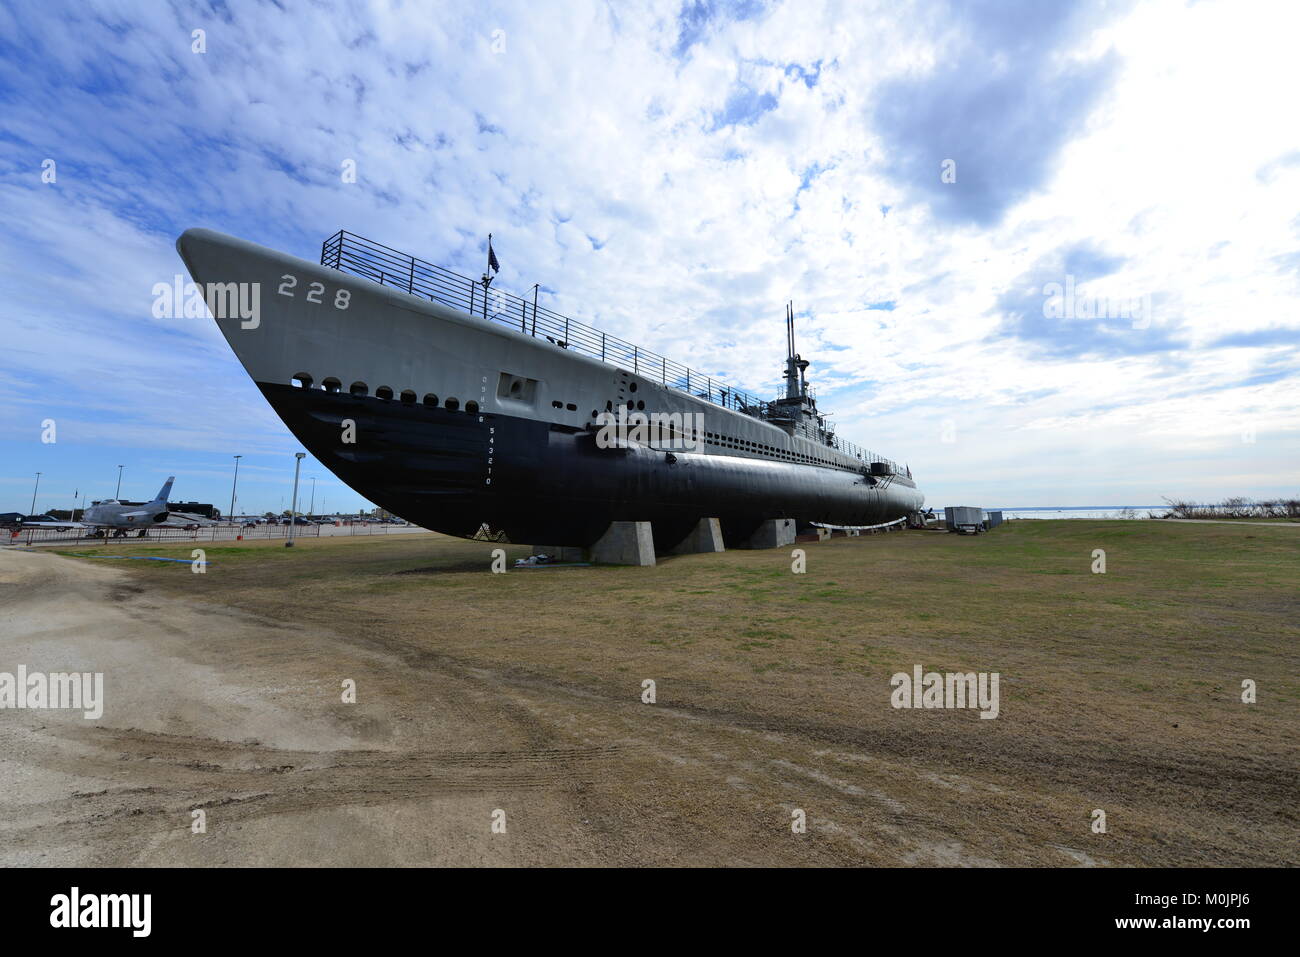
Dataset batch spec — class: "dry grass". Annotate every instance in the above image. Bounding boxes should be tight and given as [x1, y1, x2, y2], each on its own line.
[56, 519, 1299, 866]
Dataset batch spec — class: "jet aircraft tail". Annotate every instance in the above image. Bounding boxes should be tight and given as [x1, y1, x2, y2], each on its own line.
[153, 476, 175, 504]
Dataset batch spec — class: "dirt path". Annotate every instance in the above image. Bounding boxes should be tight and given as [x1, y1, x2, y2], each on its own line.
[0, 548, 608, 866]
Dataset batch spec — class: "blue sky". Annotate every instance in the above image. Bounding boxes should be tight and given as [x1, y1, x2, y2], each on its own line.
[1, 0, 1297, 515]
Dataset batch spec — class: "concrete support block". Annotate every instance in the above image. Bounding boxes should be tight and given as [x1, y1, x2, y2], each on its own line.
[669, 517, 724, 555]
[847, 529, 861, 537]
[816, 527, 831, 542]
[741, 518, 797, 549]
[590, 521, 656, 566]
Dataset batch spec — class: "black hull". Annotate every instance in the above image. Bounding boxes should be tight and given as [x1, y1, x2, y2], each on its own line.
[262, 383, 924, 549]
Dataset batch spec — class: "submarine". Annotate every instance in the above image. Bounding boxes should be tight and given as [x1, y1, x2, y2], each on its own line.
[176, 227, 924, 549]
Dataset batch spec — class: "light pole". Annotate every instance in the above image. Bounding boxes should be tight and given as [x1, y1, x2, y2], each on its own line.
[229, 455, 242, 524]
[287, 453, 305, 547]
[29, 472, 41, 515]
[115, 465, 124, 499]
[309, 477, 316, 517]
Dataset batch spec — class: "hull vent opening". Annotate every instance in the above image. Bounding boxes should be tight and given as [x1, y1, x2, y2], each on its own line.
[497, 372, 538, 404]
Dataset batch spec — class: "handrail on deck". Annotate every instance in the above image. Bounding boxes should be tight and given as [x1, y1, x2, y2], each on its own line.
[319, 229, 898, 473]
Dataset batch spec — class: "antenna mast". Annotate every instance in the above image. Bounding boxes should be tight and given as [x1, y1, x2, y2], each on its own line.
[787, 301, 795, 359]
[784, 302, 801, 399]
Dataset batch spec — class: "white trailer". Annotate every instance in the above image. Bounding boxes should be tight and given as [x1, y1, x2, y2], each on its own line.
[944, 506, 985, 534]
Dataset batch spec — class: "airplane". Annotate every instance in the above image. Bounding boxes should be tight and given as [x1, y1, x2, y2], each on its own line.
[14, 477, 214, 537]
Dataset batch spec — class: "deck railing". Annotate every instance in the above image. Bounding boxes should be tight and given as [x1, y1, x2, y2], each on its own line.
[320, 229, 899, 473]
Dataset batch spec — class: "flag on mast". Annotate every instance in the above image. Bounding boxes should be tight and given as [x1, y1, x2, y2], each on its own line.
[487, 234, 500, 275]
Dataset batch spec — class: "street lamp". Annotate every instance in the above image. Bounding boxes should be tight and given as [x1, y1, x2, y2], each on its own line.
[29, 472, 41, 516]
[114, 465, 124, 500]
[309, 476, 316, 517]
[229, 454, 242, 524]
[287, 452, 305, 547]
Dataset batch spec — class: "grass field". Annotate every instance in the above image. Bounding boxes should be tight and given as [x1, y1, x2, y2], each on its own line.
[47, 519, 1300, 866]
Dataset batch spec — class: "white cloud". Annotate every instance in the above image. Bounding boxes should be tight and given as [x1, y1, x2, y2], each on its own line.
[0, 0, 1296, 510]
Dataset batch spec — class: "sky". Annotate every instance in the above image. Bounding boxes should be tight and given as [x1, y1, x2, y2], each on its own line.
[1, 0, 1297, 516]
